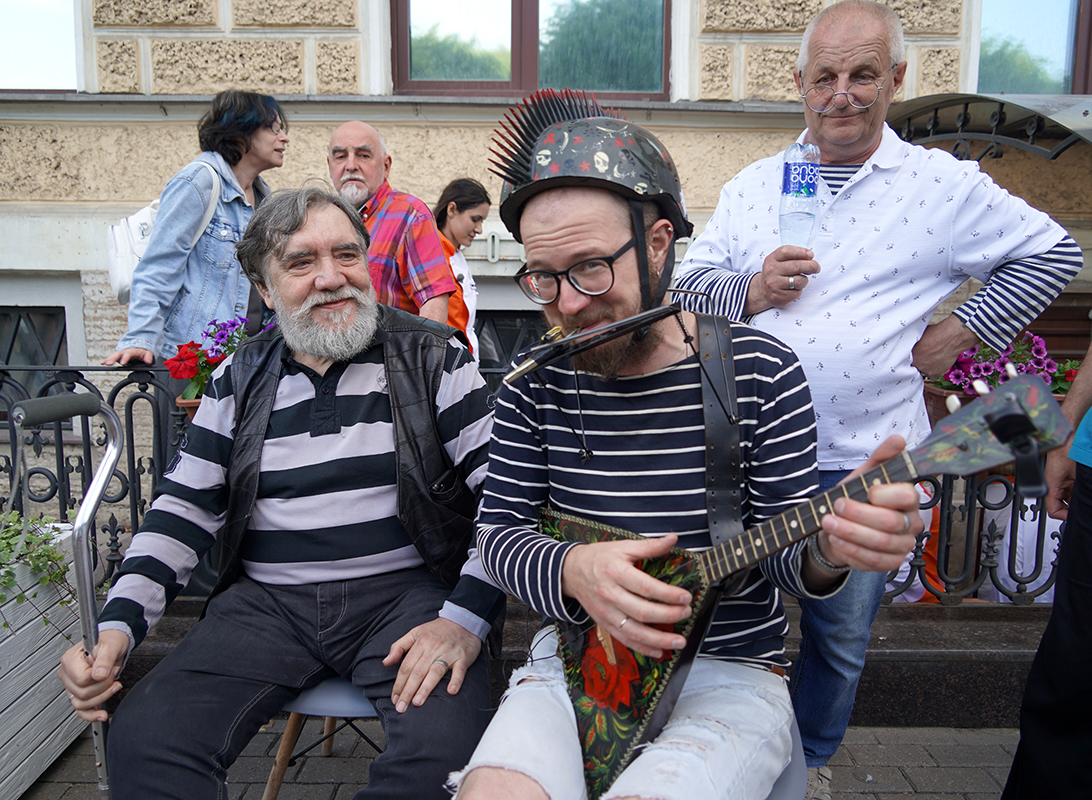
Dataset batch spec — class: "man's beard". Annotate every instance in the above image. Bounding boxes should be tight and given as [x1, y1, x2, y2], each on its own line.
[559, 259, 665, 378]
[560, 297, 662, 379]
[338, 174, 370, 208]
[570, 323, 662, 378]
[271, 284, 380, 363]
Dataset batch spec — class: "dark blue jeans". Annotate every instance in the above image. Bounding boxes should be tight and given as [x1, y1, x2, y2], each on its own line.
[791, 469, 886, 767]
[106, 568, 493, 800]
[1003, 462, 1092, 798]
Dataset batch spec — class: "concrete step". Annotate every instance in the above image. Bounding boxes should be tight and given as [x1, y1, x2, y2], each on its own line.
[784, 601, 1051, 728]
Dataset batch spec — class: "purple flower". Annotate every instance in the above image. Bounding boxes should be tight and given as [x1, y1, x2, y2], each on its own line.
[1043, 358, 1058, 374]
[1000, 344, 1014, 357]
[1032, 343, 1049, 359]
[945, 368, 968, 387]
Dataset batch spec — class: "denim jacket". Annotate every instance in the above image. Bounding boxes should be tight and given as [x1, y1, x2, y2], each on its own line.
[119, 151, 270, 360]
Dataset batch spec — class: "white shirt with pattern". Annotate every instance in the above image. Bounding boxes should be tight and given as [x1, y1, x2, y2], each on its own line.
[674, 124, 1077, 471]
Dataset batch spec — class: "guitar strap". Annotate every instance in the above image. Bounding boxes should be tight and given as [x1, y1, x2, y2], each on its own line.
[696, 314, 744, 546]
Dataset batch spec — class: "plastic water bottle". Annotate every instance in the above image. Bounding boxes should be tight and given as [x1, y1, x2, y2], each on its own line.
[779, 142, 821, 247]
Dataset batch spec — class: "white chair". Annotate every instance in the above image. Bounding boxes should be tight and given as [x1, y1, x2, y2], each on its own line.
[263, 677, 384, 800]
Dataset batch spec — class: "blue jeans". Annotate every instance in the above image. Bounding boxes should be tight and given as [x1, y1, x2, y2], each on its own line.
[790, 470, 886, 767]
[106, 568, 492, 800]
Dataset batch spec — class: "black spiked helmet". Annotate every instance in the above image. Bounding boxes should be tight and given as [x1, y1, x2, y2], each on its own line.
[490, 89, 692, 317]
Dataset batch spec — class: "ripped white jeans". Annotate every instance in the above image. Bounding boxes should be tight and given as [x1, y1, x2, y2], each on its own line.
[449, 630, 794, 800]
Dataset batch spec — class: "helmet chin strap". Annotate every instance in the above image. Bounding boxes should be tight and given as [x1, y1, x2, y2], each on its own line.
[630, 200, 678, 342]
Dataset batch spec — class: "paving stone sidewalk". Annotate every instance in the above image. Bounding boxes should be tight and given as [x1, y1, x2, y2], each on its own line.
[21, 721, 1018, 799]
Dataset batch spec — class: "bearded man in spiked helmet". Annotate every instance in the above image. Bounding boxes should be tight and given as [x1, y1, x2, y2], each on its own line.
[449, 89, 922, 800]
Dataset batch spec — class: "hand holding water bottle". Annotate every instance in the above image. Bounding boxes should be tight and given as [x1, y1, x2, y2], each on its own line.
[743, 142, 823, 315]
[780, 142, 820, 247]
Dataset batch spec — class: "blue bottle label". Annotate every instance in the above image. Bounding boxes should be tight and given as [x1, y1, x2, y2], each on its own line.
[782, 162, 819, 197]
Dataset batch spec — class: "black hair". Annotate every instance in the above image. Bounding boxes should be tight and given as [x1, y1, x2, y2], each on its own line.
[197, 90, 287, 166]
[432, 178, 492, 232]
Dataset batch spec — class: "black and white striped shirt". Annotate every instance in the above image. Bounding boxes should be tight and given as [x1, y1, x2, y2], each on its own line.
[477, 322, 834, 669]
[100, 328, 497, 647]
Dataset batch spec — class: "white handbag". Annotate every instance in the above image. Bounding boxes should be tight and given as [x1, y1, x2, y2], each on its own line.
[106, 162, 220, 304]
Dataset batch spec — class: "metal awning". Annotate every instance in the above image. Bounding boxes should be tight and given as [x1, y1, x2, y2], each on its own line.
[887, 93, 1092, 161]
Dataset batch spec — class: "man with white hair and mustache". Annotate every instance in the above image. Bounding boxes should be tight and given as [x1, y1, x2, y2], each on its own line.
[58, 187, 502, 800]
[328, 121, 461, 328]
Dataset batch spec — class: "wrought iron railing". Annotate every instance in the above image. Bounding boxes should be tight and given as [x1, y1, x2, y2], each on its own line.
[1, 364, 1061, 605]
[1, 364, 204, 591]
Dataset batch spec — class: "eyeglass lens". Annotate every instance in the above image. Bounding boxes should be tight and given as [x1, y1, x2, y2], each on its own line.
[804, 82, 880, 112]
[516, 237, 635, 304]
[519, 260, 615, 304]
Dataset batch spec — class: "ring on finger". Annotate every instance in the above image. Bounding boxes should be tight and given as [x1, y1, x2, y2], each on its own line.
[434, 658, 450, 671]
[900, 512, 912, 533]
[788, 275, 796, 290]
[618, 616, 628, 630]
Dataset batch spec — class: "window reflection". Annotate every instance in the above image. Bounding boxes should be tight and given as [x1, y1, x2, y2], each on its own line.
[539, 0, 664, 93]
[978, 0, 1078, 93]
[0, 306, 68, 406]
[409, 0, 512, 81]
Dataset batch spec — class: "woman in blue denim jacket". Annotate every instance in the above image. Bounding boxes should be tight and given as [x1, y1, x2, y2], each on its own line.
[104, 90, 289, 367]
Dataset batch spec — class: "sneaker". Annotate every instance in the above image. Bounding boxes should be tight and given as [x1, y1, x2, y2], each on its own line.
[804, 765, 833, 800]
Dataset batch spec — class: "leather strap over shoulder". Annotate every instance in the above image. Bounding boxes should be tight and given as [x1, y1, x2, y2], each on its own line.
[696, 314, 744, 546]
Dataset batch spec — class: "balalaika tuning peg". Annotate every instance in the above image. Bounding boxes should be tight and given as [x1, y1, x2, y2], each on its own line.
[1005, 363, 1019, 379]
[944, 393, 962, 414]
[972, 379, 991, 396]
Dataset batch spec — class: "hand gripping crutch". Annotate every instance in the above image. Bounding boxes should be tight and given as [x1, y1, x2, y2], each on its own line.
[13, 394, 124, 798]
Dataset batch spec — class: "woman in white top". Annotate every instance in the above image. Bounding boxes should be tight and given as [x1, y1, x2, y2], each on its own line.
[433, 178, 491, 357]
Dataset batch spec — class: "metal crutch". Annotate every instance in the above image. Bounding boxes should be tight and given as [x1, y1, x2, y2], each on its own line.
[13, 393, 124, 798]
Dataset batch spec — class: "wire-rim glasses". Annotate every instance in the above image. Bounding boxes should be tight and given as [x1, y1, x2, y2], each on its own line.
[800, 64, 898, 113]
[514, 236, 637, 305]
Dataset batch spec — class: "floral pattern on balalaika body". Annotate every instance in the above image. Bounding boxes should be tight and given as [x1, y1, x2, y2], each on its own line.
[538, 375, 1070, 800]
[541, 508, 716, 800]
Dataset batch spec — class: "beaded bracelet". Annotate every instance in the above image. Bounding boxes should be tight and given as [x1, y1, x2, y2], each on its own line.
[807, 534, 852, 575]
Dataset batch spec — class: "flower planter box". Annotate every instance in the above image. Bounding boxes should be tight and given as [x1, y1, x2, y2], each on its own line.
[176, 395, 202, 421]
[0, 525, 85, 800]
[923, 383, 965, 429]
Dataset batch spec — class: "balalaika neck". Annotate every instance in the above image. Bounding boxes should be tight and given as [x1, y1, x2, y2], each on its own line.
[699, 450, 920, 584]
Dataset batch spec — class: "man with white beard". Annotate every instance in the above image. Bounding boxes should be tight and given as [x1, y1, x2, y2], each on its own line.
[327, 121, 461, 328]
[58, 188, 502, 800]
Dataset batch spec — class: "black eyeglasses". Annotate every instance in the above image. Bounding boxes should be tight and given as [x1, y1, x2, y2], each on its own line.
[800, 65, 898, 113]
[514, 237, 636, 305]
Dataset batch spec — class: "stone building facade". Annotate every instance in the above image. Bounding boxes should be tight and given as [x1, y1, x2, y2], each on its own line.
[0, 0, 1087, 372]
